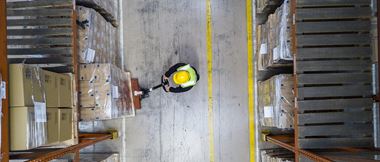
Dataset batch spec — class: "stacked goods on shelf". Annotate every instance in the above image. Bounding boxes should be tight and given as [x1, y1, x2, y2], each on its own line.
[9, 64, 47, 150]
[258, 74, 294, 129]
[79, 64, 134, 121]
[9, 64, 75, 150]
[260, 148, 294, 162]
[258, 0, 292, 70]
[77, 0, 119, 27]
[43, 69, 74, 144]
[77, 6, 121, 68]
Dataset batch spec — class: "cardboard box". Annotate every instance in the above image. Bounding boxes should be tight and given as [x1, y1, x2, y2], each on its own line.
[79, 64, 120, 82]
[79, 81, 96, 108]
[80, 107, 113, 121]
[258, 74, 294, 129]
[58, 74, 73, 108]
[47, 107, 59, 144]
[58, 108, 73, 142]
[9, 64, 45, 107]
[43, 70, 59, 107]
[10, 107, 47, 150]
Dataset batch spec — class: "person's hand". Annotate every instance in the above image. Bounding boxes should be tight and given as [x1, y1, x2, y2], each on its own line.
[162, 75, 169, 85]
[164, 84, 170, 92]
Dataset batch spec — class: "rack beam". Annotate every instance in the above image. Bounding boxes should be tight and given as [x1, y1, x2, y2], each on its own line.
[0, 1, 9, 162]
[265, 134, 333, 162]
[10, 133, 112, 161]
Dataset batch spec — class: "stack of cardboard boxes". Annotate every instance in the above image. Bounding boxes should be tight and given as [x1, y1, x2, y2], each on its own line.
[79, 64, 134, 121]
[77, 6, 121, 68]
[10, 64, 73, 151]
[258, 0, 292, 70]
[258, 74, 294, 129]
[77, 2, 134, 121]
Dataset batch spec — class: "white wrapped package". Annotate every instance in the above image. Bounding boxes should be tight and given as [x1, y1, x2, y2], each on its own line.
[77, 6, 120, 68]
[258, 74, 294, 129]
[79, 64, 134, 121]
[10, 107, 48, 150]
[259, 0, 292, 69]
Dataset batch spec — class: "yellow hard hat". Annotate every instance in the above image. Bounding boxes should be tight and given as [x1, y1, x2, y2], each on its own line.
[173, 71, 190, 84]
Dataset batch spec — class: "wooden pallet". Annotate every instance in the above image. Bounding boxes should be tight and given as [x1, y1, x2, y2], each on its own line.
[6, 0, 75, 72]
[295, 0, 374, 149]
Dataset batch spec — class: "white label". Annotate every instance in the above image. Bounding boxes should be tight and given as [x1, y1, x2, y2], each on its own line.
[259, 43, 268, 55]
[264, 106, 273, 118]
[85, 48, 96, 63]
[112, 85, 120, 99]
[1, 81, 5, 99]
[34, 102, 47, 123]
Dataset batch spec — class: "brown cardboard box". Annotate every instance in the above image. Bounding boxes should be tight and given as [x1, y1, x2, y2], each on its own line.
[43, 70, 59, 107]
[58, 109, 73, 142]
[10, 107, 47, 150]
[79, 64, 119, 82]
[9, 64, 45, 107]
[80, 107, 112, 121]
[77, 6, 121, 68]
[57, 74, 73, 108]
[258, 74, 294, 129]
[79, 81, 96, 108]
[47, 107, 59, 144]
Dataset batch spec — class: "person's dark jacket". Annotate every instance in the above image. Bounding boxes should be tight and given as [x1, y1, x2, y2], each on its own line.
[164, 63, 200, 93]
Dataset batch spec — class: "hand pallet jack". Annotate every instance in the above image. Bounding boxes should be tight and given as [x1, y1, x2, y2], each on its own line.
[133, 77, 169, 99]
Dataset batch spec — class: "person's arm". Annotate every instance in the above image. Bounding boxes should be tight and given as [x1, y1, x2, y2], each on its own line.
[169, 86, 193, 93]
[164, 63, 187, 77]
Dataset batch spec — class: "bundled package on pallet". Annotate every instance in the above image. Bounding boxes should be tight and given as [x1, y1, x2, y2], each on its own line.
[260, 149, 294, 162]
[9, 64, 48, 150]
[79, 64, 134, 121]
[258, 74, 294, 129]
[77, 6, 121, 68]
[258, 0, 292, 70]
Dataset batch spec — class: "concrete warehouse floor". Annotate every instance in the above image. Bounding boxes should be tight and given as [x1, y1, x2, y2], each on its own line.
[80, 0, 252, 161]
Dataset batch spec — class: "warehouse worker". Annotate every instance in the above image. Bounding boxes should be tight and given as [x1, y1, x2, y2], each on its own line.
[162, 63, 200, 93]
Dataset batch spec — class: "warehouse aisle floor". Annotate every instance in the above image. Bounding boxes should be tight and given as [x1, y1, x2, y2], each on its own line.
[121, 0, 250, 161]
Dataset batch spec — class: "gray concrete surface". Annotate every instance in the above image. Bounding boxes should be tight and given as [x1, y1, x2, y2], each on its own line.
[80, 0, 251, 161]
[122, 0, 250, 161]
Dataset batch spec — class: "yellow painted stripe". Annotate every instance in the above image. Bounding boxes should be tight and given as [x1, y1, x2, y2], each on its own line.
[206, 0, 215, 161]
[246, 0, 256, 161]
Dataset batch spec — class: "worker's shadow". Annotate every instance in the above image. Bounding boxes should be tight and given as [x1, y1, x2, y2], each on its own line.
[168, 44, 200, 70]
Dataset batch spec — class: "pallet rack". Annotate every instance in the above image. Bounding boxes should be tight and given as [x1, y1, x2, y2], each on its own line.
[261, 0, 380, 161]
[1, 1, 115, 161]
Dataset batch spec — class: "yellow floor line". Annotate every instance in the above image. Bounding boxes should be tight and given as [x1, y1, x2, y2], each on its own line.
[206, 0, 215, 161]
[246, 0, 256, 161]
